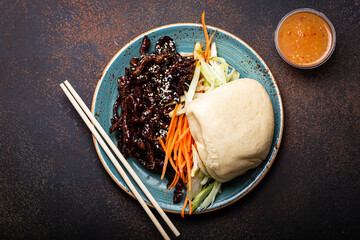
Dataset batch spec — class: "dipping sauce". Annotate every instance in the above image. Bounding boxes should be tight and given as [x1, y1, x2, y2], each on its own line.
[275, 9, 336, 68]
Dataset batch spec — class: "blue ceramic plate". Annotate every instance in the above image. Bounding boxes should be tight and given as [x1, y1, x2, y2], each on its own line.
[91, 24, 283, 214]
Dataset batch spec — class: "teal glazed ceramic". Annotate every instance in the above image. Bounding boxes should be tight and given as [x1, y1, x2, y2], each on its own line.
[91, 24, 284, 214]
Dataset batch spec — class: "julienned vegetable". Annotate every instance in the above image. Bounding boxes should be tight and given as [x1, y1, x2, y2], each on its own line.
[159, 12, 240, 217]
[158, 104, 194, 191]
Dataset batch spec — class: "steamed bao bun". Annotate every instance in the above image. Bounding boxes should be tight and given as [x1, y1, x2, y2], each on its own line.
[186, 78, 274, 182]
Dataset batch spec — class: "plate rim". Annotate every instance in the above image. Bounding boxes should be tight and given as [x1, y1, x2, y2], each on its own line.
[91, 23, 284, 214]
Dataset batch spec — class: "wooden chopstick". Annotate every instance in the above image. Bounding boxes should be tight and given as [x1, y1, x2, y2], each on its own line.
[63, 80, 180, 237]
[60, 82, 176, 240]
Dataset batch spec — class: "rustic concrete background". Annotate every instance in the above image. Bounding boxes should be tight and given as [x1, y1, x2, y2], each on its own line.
[1, 0, 359, 239]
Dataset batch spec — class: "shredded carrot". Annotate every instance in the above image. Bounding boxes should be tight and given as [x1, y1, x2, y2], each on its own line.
[204, 29, 217, 62]
[161, 104, 180, 179]
[180, 160, 186, 169]
[209, 29, 217, 43]
[186, 132, 192, 150]
[166, 104, 179, 144]
[201, 11, 210, 61]
[158, 137, 177, 173]
[166, 117, 178, 147]
[182, 141, 192, 190]
[201, 12, 209, 46]
[165, 176, 174, 195]
[182, 116, 188, 132]
[166, 172, 179, 195]
[175, 114, 184, 141]
[201, 11, 218, 63]
[175, 127, 190, 145]
[189, 199, 193, 215]
[168, 131, 179, 161]
[180, 172, 186, 184]
[177, 145, 182, 171]
[181, 197, 189, 218]
[159, 103, 195, 201]
[173, 174, 179, 189]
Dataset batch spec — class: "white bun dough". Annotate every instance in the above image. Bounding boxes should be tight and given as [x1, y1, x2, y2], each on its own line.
[186, 78, 274, 182]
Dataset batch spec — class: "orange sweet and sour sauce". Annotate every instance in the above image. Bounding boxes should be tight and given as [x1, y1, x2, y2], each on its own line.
[277, 12, 332, 66]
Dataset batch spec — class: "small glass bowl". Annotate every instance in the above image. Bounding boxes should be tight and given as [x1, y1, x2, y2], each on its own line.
[274, 8, 336, 69]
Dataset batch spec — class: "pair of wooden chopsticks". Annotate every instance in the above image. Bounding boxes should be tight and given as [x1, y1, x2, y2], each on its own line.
[60, 81, 180, 240]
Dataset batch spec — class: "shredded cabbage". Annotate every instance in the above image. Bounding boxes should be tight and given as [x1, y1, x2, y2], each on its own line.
[186, 171, 205, 201]
[210, 42, 217, 58]
[200, 181, 222, 209]
[185, 62, 201, 107]
[194, 43, 240, 90]
[201, 176, 209, 185]
[192, 182, 214, 211]
[193, 42, 205, 61]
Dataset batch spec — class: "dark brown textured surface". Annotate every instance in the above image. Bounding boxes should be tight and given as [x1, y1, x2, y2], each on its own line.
[1, 0, 359, 239]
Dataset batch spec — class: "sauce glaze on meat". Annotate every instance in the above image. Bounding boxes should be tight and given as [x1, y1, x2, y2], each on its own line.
[109, 36, 195, 203]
